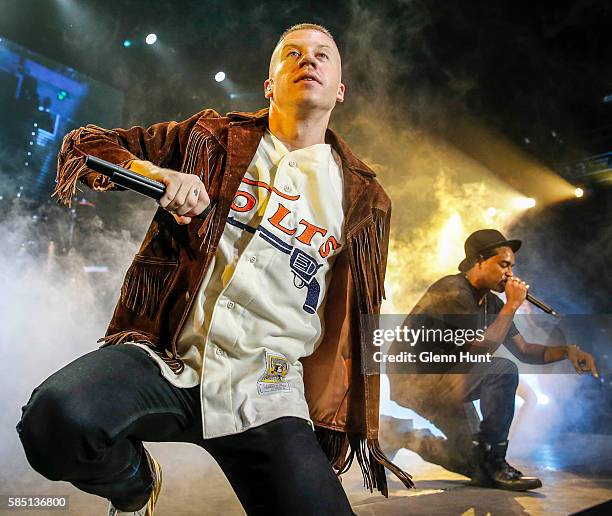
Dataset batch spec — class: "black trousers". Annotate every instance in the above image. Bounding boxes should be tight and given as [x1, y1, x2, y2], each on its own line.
[16, 345, 353, 515]
[386, 357, 519, 476]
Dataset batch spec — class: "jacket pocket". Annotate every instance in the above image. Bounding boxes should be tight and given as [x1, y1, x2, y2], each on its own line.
[120, 255, 178, 319]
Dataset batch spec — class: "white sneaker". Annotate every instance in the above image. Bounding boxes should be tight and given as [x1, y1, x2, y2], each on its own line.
[107, 449, 162, 516]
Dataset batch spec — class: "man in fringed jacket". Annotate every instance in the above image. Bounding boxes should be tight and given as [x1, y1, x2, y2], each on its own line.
[17, 23, 412, 516]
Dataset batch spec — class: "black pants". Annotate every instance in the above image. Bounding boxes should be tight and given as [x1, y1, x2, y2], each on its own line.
[16, 345, 353, 515]
[386, 357, 519, 476]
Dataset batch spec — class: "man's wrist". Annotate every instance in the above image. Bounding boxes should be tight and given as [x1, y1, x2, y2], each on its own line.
[129, 160, 162, 180]
[564, 344, 577, 359]
[501, 302, 520, 314]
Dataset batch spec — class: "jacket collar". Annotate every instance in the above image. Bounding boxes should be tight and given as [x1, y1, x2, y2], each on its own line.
[226, 108, 376, 178]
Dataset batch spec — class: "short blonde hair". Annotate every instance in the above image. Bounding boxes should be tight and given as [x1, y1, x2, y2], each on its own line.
[276, 23, 335, 46]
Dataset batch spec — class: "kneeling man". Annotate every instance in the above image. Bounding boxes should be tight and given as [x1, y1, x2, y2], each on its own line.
[383, 229, 597, 491]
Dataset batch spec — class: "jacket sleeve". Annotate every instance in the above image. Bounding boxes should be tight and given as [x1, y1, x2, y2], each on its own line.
[53, 108, 219, 206]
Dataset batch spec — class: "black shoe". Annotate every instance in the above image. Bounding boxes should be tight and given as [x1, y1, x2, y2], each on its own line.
[470, 440, 542, 491]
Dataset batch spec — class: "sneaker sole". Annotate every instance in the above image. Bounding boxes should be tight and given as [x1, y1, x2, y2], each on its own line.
[143, 449, 162, 516]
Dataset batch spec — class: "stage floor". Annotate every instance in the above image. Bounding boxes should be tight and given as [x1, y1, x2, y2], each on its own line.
[346, 433, 612, 515]
[4, 432, 611, 515]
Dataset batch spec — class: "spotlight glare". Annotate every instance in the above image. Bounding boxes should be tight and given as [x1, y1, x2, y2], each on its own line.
[215, 71, 226, 82]
[436, 213, 464, 269]
[486, 207, 497, 217]
[123, 39, 132, 48]
[515, 197, 536, 209]
[574, 187, 584, 198]
[145, 33, 157, 45]
[536, 391, 550, 405]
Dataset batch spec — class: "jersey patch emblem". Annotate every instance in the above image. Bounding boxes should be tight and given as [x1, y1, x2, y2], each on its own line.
[257, 351, 291, 395]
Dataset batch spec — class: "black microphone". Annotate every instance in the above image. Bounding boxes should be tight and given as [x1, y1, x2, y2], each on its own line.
[84, 155, 211, 220]
[526, 292, 561, 318]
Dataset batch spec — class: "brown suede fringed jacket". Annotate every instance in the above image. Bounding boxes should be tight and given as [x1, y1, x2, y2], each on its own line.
[54, 108, 413, 495]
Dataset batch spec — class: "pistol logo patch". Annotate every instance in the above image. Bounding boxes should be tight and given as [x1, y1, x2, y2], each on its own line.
[257, 351, 291, 395]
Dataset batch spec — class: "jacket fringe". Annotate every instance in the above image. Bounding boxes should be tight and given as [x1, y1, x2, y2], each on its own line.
[350, 210, 387, 313]
[98, 330, 156, 347]
[153, 350, 186, 374]
[97, 330, 185, 374]
[53, 128, 86, 206]
[53, 125, 126, 206]
[120, 258, 177, 318]
[316, 428, 414, 496]
[182, 130, 225, 189]
[197, 202, 218, 252]
[343, 209, 411, 495]
[315, 426, 349, 470]
[367, 438, 415, 493]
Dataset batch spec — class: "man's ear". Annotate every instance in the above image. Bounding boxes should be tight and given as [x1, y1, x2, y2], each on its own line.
[336, 82, 345, 103]
[264, 79, 273, 99]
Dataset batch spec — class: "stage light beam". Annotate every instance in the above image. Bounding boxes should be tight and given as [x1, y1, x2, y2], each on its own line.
[436, 213, 464, 270]
[514, 197, 536, 210]
[215, 71, 226, 83]
[574, 187, 584, 198]
[145, 34, 158, 45]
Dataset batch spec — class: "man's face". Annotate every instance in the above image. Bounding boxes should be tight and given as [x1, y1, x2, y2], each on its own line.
[265, 29, 345, 113]
[478, 247, 516, 293]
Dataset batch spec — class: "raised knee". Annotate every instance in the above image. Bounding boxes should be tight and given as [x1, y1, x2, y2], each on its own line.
[494, 358, 519, 383]
[17, 385, 93, 480]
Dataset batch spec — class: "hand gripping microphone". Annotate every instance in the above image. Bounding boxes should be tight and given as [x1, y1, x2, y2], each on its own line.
[84, 155, 211, 220]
